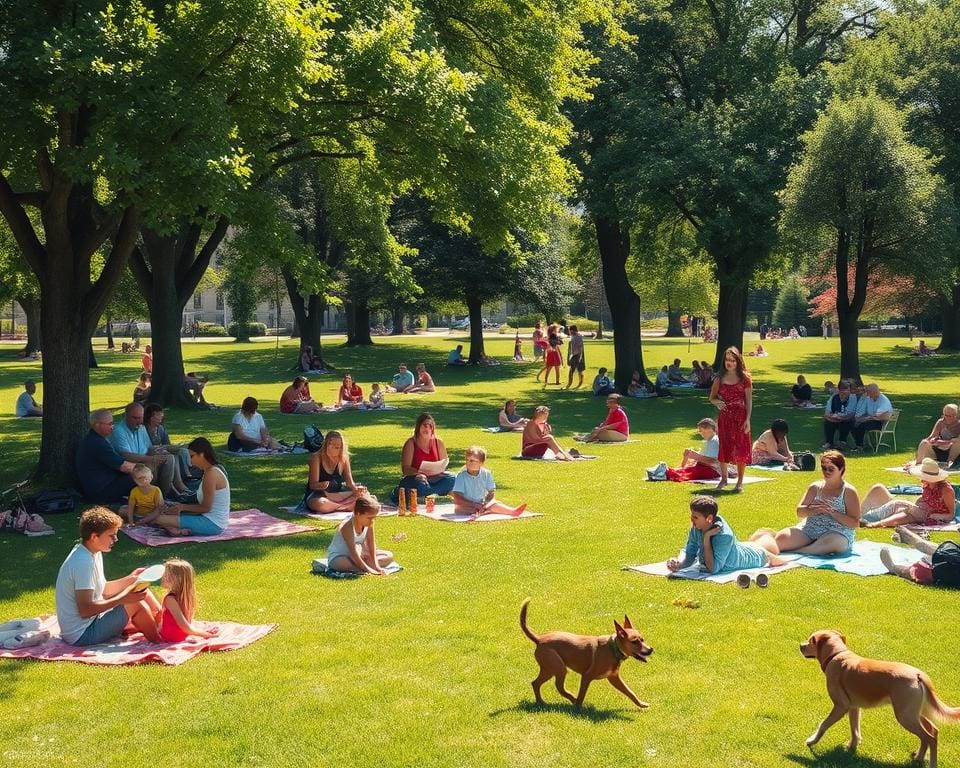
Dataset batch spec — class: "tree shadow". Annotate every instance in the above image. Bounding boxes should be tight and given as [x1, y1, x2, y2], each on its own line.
[488, 699, 633, 723]
[784, 745, 918, 768]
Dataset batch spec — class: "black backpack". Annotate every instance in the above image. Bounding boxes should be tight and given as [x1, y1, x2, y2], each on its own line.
[932, 541, 960, 587]
[794, 451, 816, 471]
[303, 425, 324, 453]
[25, 489, 77, 515]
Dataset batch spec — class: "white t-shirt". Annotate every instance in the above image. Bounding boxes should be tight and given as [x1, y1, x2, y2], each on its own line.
[702, 435, 720, 460]
[55, 544, 106, 643]
[232, 411, 267, 441]
[15, 391, 35, 417]
[452, 467, 496, 503]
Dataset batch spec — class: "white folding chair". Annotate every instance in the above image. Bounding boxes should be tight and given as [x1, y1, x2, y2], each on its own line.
[866, 409, 900, 453]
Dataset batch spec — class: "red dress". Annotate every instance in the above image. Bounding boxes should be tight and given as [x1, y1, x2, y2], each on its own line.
[717, 378, 752, 464]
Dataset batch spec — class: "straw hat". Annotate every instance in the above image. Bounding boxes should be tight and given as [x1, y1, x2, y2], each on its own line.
[909, 457, 950, 483]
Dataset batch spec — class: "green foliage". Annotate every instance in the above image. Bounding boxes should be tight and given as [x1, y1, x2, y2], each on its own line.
[228, 322, 268, 338]
[196, 323, 229, 337]
[772, 275, 812, 330]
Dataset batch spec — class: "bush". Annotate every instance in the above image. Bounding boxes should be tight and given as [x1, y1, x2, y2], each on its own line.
[227, 321, 267, 338]
[506, 312, 543, 328]
[197, 323, 228, 337]
[564, 315, 599, 332]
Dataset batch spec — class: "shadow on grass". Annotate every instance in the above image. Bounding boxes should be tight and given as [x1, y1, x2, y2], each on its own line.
[785, 746, 916, 768]
[489, 699, 634, 722]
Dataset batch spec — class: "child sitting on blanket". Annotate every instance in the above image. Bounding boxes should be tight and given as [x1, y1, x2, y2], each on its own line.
[120, 464, 164, 526]
[366, 383, 385, 410]
[451, 446, 527, 518]
[157, 559, 219, 642]
[666, 496, 786, 575]
[326, 494, 395, 575]
[650, 418, 722, 482]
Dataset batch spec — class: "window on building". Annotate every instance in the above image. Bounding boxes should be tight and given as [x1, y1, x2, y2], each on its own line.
[216, 293, 224, 310]
[193, 293, 202, 310]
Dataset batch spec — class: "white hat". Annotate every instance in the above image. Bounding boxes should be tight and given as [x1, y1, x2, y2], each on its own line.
[910, 457, 950, 483]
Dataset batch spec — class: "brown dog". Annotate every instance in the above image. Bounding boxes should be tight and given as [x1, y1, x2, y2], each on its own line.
[801, 629, 960, 767]
[520, 598, 652, 709]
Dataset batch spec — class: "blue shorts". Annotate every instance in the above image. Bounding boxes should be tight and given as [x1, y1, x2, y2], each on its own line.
[73, 605, 129, 646]
[179, 514, 224, 536]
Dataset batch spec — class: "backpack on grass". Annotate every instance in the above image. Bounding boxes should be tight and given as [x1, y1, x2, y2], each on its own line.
[794, 451, 816, 471]
[303, 425, 324, 453]
[932, 541, 960, 587]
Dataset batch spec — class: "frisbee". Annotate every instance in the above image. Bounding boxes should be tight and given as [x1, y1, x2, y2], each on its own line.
[133, 563, 164, 591]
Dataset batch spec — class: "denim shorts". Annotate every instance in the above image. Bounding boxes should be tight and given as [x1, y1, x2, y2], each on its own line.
[73, 605, 129, 646]
[180, 514, 224, 536]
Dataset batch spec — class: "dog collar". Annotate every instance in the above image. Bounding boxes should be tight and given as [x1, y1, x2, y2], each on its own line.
[819, 650, 843, 671]
[609, 635, 628, 661]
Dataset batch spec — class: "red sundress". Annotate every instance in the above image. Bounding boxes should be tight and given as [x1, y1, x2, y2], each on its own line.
[717, 378, 752, 464]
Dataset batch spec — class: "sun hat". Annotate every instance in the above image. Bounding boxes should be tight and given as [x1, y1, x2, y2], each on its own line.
[910, 457, 950, 483]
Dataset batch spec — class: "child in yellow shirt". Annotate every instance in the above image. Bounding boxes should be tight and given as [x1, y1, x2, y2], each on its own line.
[120, 464, 164, 525]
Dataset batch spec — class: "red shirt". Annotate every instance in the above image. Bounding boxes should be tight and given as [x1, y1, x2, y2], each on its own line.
[339, 384, 363, 403]
[602, 406, 629, 435]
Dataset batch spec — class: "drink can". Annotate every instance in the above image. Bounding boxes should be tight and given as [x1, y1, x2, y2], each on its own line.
[425, 495, 435, 513]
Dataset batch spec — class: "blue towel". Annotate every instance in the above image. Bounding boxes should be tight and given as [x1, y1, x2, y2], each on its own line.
[311, 557, 403, 578]
[790, 540, 923, 577]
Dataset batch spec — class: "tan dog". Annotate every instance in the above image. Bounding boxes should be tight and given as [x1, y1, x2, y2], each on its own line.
[801, 629, 960, 767]
[520, 598, 652, 708]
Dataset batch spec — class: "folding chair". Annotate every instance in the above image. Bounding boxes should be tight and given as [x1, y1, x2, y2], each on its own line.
[865, 409, 900, 453]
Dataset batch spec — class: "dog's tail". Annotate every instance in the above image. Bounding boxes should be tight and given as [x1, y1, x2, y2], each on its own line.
[920, 674, 960, 722]
[519, 598, 541, 645]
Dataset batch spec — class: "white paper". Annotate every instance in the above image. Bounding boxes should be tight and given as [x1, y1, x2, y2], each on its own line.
[419, 458, 449, 475]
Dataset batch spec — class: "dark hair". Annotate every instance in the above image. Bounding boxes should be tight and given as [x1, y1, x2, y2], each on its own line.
[241, 396, 258, 414]
[722, 346, 750, 381]
[355, 494, 381, 517]
[80, 506, 123, 541]
[821, 449, 846, 475]
[292, 376, 307, 387]
[414, 412, 436, 438]
[771, 418, 789, 440]
[689, 496, 718, 517]
[697, 417, 717, 430]
[143, 403, 164, 424]
[187, 437, 218, 467]
[569, 324, 578, 334]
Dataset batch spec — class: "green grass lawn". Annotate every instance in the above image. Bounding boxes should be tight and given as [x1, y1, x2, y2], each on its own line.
[1, 334, 958, 767]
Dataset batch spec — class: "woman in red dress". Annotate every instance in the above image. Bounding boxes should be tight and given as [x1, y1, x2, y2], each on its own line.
[709, 346, 752, 492]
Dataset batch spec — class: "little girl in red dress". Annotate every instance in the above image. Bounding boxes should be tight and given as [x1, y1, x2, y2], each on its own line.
[709, 347, 753, 492]
[157, 559, 219, 642]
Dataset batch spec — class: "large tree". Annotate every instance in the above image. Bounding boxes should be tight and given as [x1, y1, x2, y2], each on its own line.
[783, 95, 953, 381]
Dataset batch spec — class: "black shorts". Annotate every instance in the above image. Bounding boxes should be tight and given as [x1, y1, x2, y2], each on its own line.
[568, 353, 585, 373]
[934, 446, 951, 462]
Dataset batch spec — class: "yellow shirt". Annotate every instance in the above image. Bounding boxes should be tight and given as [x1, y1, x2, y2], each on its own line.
[129, 485, 162, 517]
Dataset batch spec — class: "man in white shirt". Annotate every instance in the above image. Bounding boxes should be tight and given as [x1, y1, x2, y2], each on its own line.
[15, 380, 42, 417]
[851, 383, 893, 451]
[110, 402, 175, 495]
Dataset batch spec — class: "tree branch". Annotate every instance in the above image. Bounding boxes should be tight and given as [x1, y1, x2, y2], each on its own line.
[0, 172, 46, 275]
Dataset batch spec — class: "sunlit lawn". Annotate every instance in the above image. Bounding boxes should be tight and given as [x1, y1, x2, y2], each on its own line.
[1, 332, 958, 767]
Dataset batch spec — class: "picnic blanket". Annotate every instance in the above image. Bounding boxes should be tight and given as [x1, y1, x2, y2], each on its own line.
[0, 615, 275, 666]
[414, 502, 540, 523]
[690, 476, 774, 486]
[223, 447, 298, 457]
[512, 451, 598, 462]
[481, 426, 522, 433]
[122, 508, 316, 547]
[311, 558, 403, 578]
[318, 404, 400, 413]
[886, 466, 960, 475]
[279, 503, 399, 522]
[747, 463, 789, 472]
[889, 483, 960, 496]
[625, 541, 925, 583]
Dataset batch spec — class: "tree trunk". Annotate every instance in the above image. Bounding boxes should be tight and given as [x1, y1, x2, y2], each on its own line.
[345, 299, 372, 346]
[665, 309, 684, 337]
[595, 215, 650, 392]
[391, 306, 406, 335]
[938, 285, 960, 351]
[595, 315, 604, 340]
[466, 296, 485, 363]
[836, 309, 862, 383]
[105, 315, 114, 349]
[20, 295, 41, 354]
[88, 342, 98, 369]
[281, 267, 330, 370]
[834, 226, 868, 383]
[712, 280, 748, 369]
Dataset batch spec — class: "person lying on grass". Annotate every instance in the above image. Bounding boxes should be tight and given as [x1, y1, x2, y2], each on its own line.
[451, 446, 526, 518]
[859, 458, 956, 529]
[326, 494, 395, 575]
[576, 393, 629, 443]
[666, 496, 787, 575]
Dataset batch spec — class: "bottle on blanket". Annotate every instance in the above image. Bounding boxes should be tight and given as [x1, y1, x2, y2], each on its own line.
[409, 489, 418, 515]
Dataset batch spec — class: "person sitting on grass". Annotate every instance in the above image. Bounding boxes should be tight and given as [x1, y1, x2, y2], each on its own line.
[859, 458, 956, 529]
[451, 445, 527, 518]
[304, 431, 365, 515]
[774, 450, 859, 555]
[119, 463, 164, 526]
[299, 345, 325, 373]
[911, 403, 960, 469]
[132, 372, 152, 404]
[627, 370, 651, 398]
[881, 526, 960, 587]
[448, 344, 468, 366]
[15, 379, 42, 417]
[280, 376, 323, 414]
[912, 339, 935, 357]
[498, 399, 529, 431]
[521, 405, 575, 460]
[229, 397, 285, 451]
[407, 363, 436, 393]
[156, 559, 219, 641]
[386, 362, 416, 393]
[667, 358, 689, 383]
[392, 412, 457, 502]
[654, 366, 674, 397]
[591, 367, 615, 397]
[55, 507, 161, 646]
[325, 494, 395, 575]
[790, 375, 813, 407]
[666, 496, 787, 575]
[141, 344, 153, 374]
[751, 419, 797, 468]
[365, 383, 385, 410]
[576, 393, 629, 443]
[336, 374, 363, 407]
[183, 371, 210, 407]
[650, 417, 721, 482]
[695, 361, 714, 389]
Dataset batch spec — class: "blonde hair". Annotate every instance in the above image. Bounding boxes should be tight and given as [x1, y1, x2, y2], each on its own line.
[163, 559, 198, 622]
[320, 430, 349, 459]
[355, 494, 381, 517]
[132, 463, 153, 482]
[465, 445, 487, 462]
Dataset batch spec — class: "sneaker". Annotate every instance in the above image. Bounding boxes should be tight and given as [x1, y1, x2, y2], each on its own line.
[755, 573, 769, 588]
[24, 514, 54, 537]
[736, 573, 751, 589]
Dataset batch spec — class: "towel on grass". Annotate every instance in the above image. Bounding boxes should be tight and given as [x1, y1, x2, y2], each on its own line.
[311, 558, 403, 578]
[416, 502, 541, 523]
[319, 404, 400, 413]
[624, 561, 802, 583]
[691, 476, 774, 486]
[481, 426, 521, 433]
[122, 508, 316, 547]
[886, 466, 960, 475]
[512, 451, 598, 462]
[223, 447, 293, 457]
[889, 483, 960, 496]
[747, 464, 789, 472]
[0, 615, 275, 666]
[279, 504, 399, 522]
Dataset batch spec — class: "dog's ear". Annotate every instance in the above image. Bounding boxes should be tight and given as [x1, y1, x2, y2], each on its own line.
[840, 632, 847, 643]
[614, 619, 626, 637]
[623, 614, 633, 629]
